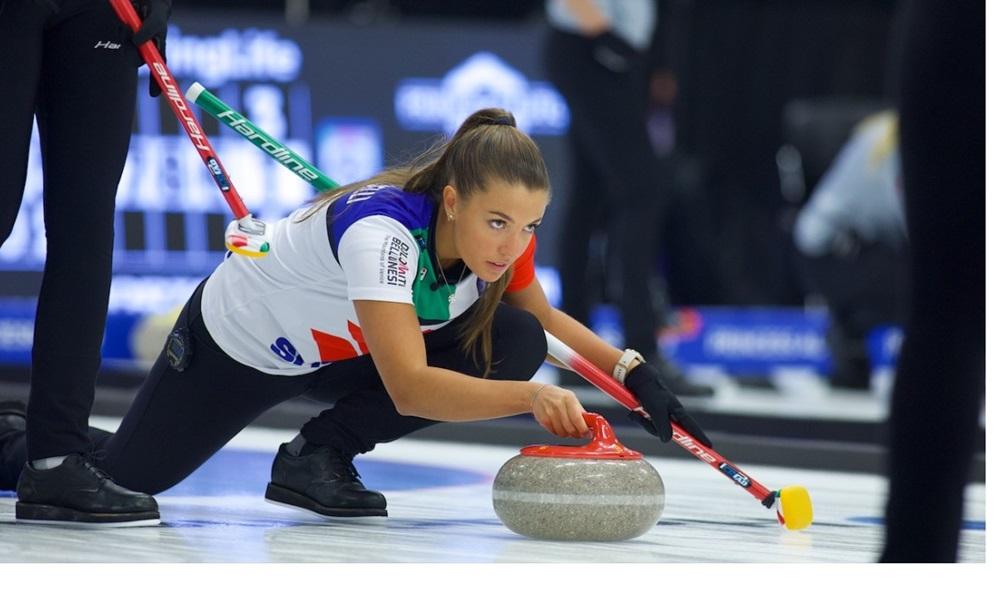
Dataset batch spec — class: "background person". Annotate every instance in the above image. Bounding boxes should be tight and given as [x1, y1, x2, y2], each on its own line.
[793, 111, 909, 389]
[542, 0, 712, 396]
[0, 0, 171, 526]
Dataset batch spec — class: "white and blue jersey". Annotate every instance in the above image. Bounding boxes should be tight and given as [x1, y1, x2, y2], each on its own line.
[201, 185, 536, 375]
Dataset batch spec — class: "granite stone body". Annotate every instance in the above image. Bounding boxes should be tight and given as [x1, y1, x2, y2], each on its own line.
[492, 455, 665, 541]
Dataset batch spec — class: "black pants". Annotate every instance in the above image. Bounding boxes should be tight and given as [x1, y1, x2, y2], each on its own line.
[542, 28, 666, 358]
[798, 242, 910, 386]
[0, 0, 138, 460]
[880, 1, 984, 562]
[2, 285, 548, 494]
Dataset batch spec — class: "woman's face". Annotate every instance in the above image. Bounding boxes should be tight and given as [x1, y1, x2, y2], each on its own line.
[444, 180, 549, 283]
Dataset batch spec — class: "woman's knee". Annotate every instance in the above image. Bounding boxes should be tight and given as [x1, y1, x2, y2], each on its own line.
[491, 305, 547, 380]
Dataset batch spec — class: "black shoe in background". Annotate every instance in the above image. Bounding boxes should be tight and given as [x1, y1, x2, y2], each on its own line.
[0, 401, 27, 491]
[649, 356, 715, 397]
[0, 401, 26, 440]
[15, 454, 160, 527]
[265, 443, 387, 518]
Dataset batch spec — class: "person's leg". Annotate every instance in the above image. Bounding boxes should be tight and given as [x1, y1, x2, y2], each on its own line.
[301, 303, 548, 454]
[824, 314, 871, 390]
[12, 283, 309, 527]
[543, 28, 611, 327]
[571, 66, 664, 359]
[833, 242, 909, 389]
[97, 294, 310, 495]
[543, 29, 710, 395]
[556, 134, 608, 327]
[800, 247, 886, 389]
[0, 404, 111, 491]
[880, 0, 984, 562]
[0, 402, 31, 491]
[4, 2, 158, 526]
[549, 33, 712, 396]
[265, 304, 548, 517]
[0, 0, 46, 244]
[26, 1, 137, 460]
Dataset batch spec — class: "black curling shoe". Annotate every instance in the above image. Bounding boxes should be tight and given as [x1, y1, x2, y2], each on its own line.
[0, 401, 27, 491]
[15, 454, 160, 527]
[265, 443, 387, 518]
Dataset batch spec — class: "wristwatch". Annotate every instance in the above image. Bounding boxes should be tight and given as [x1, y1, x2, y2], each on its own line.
[613, 349, 645, 384]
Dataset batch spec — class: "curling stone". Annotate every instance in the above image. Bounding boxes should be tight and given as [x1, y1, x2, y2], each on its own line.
[493, 412, 664, 541]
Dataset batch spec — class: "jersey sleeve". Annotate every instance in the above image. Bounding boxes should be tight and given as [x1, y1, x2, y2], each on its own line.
[506, 234, 537, 293]
[338, 216, 420, 304]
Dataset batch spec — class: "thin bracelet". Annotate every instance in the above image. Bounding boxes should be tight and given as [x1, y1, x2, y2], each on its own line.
[529, 383, 550, 410]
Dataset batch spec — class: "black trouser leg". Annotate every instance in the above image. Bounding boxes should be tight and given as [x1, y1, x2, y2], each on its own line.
[300, 303, 548, 456]
[0, 0, 46, 244]
[800, 244, 910, 387]
[544, 30, 608, 326]
[555, 133, 608, 325]
[5, 300, 547, 493]
[543, 29, 665, 357]
[25, 3, 138, 460]
[97, 290, 311, 495]
[880, 0, 984, 562]
[1, 423, 110, 491]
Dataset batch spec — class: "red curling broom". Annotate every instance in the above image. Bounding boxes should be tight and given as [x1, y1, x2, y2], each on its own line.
[108, 0, 270, 258]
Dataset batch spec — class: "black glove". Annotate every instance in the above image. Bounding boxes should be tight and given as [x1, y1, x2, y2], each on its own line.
[132, 0, 171, 97]
[591, 31, 639, 73]
[624, 362, 713, 447]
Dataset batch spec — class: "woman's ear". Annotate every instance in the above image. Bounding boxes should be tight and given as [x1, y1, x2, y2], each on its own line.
[441, 185, 458, 220]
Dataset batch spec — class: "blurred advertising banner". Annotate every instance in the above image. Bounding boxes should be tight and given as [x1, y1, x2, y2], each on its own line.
[0, 10, 569, 288]
[0, 300, 901, 374]
[661, 308, 902, 375]
[592, 305, 901, 377]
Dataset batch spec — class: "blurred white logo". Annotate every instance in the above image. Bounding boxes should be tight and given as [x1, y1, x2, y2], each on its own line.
[394, 52, 569, 135]
[158, 26, 303, 87]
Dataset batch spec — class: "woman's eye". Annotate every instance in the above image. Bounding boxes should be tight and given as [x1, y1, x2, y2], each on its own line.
[525, 223, 540, 233]
[489, 219, 506, 229]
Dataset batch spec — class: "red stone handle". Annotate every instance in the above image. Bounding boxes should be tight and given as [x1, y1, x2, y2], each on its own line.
[582, 412, 620, 449]
[521, 412, 643, 459]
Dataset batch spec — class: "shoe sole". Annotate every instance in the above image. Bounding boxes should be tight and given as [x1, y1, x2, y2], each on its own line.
[15, 502, 160, 527]
[264, 483, 388, 518]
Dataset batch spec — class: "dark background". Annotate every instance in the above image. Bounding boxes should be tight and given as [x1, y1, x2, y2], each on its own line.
[1, 0, 899, 309]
